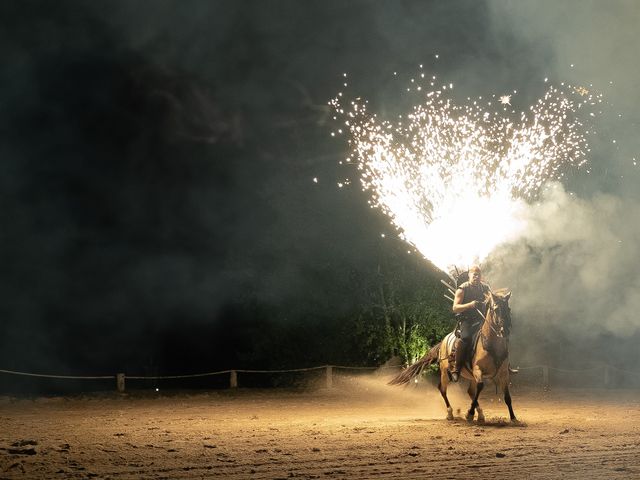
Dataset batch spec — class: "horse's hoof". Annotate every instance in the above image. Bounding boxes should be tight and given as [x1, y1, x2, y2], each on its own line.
[477, 416, 485, 424]
[466, 414, 474, 423]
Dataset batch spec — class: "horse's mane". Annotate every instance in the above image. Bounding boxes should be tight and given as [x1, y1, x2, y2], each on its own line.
[491, 288, 511, 299]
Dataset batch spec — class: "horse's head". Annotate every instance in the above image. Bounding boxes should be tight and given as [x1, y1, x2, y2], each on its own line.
[485, 288, 512, 337]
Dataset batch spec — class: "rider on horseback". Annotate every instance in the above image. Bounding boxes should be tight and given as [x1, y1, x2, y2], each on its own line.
[450, 265, 490, 382]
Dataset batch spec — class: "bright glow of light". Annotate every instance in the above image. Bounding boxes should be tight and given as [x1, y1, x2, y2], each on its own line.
[331, 83, 596, 271]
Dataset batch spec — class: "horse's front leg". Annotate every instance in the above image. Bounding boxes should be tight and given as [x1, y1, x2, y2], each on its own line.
[467, 382, 485, 424]
[466, 368, 484, 422]
[504, 384, 517, 422]
[496, 369, 517, 422]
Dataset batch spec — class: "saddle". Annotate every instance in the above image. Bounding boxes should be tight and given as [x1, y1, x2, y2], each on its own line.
[447, 328, 483, 373]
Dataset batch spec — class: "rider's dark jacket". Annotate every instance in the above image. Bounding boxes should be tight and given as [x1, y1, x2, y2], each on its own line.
[456, 281, 491, 340]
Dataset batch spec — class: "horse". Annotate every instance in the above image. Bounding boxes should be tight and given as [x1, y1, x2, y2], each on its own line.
[389, 288, 516, 423]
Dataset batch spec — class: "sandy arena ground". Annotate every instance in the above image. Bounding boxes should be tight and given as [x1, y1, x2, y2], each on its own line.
[1, 376, 639, 479]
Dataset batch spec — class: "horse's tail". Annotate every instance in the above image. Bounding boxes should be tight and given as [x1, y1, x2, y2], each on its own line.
[387, 342, 441, 386]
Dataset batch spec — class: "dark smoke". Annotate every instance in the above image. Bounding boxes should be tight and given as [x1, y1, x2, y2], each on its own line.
[1, 1, 637, 387]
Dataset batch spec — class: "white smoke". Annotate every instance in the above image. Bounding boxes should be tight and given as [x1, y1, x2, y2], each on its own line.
[478, 2, 640, 363]
[488, 183, 640, 341]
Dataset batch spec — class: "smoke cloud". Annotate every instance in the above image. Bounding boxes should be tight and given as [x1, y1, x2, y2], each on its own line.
[489, 184, 640, 334]
[483, 1, 640, 368]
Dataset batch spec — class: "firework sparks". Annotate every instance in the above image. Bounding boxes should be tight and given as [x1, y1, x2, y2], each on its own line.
[575, 86, 589, 96]
[499, 95, 511, 105]
[331, 79, 597, 271]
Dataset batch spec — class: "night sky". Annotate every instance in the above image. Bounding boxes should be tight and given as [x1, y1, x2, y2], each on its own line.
[1, 1, 639, 391]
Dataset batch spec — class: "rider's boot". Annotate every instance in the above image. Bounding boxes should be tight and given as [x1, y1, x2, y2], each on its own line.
[450, 339, 465, 382]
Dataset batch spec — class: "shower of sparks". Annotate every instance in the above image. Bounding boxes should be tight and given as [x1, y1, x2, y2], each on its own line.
[575, 86, 589, 96]
[331, 80, 599, 271]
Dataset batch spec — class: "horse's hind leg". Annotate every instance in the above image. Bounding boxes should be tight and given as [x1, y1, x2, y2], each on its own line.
[504, 385, 517, 422]
[438, 367, 454, 420]
[467, 381, 485, 423]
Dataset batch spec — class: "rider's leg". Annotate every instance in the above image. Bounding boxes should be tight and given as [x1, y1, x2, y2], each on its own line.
[451, 337, 467, 382]
[451, 320, 473, 382]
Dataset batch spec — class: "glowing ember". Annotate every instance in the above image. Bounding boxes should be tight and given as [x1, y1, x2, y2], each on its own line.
[499, 95, 512, 105]
[331, 80, 597, 271]
[575, 86, 589, 96]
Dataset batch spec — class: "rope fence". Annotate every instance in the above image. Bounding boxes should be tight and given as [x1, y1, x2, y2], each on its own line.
[2, 364, 640, 393]
[0, 369, 113, 380]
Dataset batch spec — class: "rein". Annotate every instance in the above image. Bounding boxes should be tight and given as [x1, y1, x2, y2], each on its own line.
[479, 302, 502, 337]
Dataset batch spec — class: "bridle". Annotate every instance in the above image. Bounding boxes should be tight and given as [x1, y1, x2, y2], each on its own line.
[483, 294, 511, 338]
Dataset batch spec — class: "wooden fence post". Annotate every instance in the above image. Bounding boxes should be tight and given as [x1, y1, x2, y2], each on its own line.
[325, 366, 333, 389]
[116, 373, 125, 393]
[230, 370, 238, 388]
[542, 366, 549, 388]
